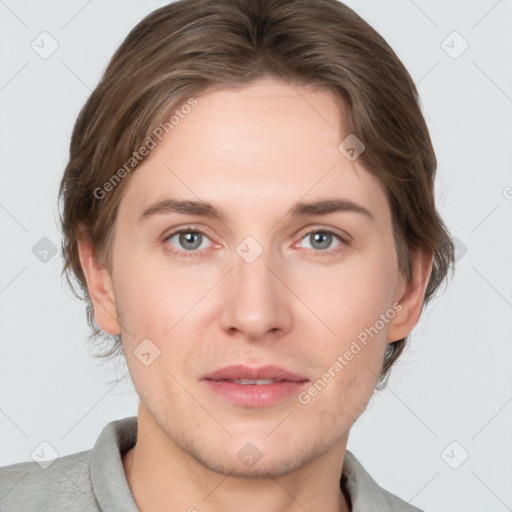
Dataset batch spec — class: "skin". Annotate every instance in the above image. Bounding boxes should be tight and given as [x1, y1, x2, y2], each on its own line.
[78, 77, 432, 512]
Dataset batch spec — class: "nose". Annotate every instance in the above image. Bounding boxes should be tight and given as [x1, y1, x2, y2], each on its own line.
[218, 242, 293, 343]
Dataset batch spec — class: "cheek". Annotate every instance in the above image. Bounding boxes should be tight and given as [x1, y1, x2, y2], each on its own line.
[113, 251, 212, 338]
[294, 251, 397, 400]
[294, 254, 396, 338]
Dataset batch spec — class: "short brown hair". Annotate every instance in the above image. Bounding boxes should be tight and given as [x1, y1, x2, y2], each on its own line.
[59, 0, 455, 388]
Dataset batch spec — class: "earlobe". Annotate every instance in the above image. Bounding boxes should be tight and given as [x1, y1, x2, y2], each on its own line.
[387, 247, 433, 343]
[76, 236, 121, 336]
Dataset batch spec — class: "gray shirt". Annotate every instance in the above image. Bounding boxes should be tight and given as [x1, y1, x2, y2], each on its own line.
[0, 416, 424, 511]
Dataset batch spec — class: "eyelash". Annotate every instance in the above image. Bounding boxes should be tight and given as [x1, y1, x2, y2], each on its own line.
[163, 226, 349, 258]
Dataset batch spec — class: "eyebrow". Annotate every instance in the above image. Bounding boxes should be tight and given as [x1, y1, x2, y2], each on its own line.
[139, 197, 375, 223]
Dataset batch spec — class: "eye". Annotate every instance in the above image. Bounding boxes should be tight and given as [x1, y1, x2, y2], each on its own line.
[164, 226, 348, 257]
[297, 228, 346, 254]
[165, 229, 213, 256]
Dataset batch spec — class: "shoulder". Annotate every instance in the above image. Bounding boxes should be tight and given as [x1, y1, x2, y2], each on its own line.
[0, 449, 100, 512]
[0, 416, 138, 512]
[343, 450, 426, 512]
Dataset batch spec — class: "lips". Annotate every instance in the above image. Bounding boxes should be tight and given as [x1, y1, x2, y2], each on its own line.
[201, 365, 309, 407]
[202, 364, 308, 383]
[230, 379, 279, 385]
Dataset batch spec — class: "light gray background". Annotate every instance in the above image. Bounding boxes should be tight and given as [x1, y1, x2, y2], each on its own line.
[1, 1, 511, 510]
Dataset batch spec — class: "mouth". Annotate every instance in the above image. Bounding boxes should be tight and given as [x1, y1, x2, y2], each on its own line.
[201, 365, 309, 407]
[228, 379, 284, 385]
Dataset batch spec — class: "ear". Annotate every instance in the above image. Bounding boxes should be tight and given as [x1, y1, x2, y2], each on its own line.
[77, 235, 121, 336]
[387, 246, 433, 343]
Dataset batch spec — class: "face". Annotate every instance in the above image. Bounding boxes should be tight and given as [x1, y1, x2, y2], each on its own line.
[83, 77, 426, 478]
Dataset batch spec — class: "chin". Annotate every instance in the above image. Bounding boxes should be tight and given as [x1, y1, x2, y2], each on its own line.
[194, 446, 310, 479]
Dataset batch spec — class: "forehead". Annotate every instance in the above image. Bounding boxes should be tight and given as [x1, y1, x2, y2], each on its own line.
[118, 78, 390, 224]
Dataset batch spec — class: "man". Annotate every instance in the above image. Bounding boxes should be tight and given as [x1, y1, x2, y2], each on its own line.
[0, 0, 454, 510]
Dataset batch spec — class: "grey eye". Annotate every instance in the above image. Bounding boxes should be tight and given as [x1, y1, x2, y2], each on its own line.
[300, 231, 341, 251]
[167, 231, 210, 251]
